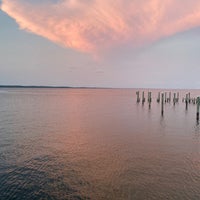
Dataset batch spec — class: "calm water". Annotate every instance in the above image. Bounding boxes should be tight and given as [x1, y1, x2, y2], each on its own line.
[1, 88, 200, 200]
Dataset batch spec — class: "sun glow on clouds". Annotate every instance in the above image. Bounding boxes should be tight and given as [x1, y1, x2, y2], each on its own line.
[1, 0, 200, 54]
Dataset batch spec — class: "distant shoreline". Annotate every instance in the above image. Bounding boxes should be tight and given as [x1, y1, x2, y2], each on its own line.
[0, 85, 198, 90]
[0, 85, 113, 89]
[0, 85, 69, 88]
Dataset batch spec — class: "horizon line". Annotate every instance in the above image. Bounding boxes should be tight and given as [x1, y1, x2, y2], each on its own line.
[0, 85, 199, 90]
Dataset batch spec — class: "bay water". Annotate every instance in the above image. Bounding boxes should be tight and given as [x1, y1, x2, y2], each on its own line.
[0, 88, 200, 200]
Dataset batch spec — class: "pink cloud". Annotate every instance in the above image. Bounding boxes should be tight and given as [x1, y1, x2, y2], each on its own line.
[1, 0, 200, 54]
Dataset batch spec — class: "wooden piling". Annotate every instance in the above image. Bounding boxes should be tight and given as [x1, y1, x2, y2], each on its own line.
[173, 93, 176, 105]
[169, 92, 171, 103]
[161, 93, 164, 116]
[177, 92, 179, 102]
[188, 93, 191, 103]
[185, 94, 188, 110]
[142, 91, 145, 104]
[196, 97, 200, 121]
[165, 92, 167, 103]
[136, 91, 140, 103]
[157, 92, 160, 103]
[148, 92, 152, 108]
[150, 92, 152, 103]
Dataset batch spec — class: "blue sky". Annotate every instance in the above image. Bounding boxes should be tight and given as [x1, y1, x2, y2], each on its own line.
[1, 0, 200, 88]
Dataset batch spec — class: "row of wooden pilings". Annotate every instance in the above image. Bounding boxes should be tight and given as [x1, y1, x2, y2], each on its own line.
[136, 91, 200, 120]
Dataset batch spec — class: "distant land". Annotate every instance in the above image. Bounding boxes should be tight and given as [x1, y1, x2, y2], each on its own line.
[0, 85, 198, 90]
[0, 85, 112, 89]
[0, 85, 71, 88]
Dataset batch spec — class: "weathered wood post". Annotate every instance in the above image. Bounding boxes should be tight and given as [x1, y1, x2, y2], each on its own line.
[196, 97, 200, 121]
[165, 92, 167, 103]
[173, 93, 176, 105]
[157, 92, 160, 103]
[188, 93, 191, 103]
[142, 91, 145, 105]
[169, 92, 171, 103]
[185, 94, 188, 110]
[177, 92, 179, 102]
[148, 92, 152, 108]
[136, 91, 140, 103]
[161, 93, 164, 116]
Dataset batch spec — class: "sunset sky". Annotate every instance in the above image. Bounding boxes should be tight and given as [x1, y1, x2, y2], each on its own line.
[1, 0, 200, 88]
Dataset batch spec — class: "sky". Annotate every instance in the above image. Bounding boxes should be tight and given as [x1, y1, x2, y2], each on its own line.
[1, 0, 200, 88]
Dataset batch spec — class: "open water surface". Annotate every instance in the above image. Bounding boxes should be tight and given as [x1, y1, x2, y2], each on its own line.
[1, 88, 200, 199]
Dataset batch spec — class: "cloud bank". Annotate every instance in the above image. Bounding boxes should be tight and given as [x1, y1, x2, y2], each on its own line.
[1, 0, 200, 53]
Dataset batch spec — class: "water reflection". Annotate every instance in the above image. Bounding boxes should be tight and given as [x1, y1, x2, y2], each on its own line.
[194, 120, 200, 137]
[159, 115, 166, 128]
